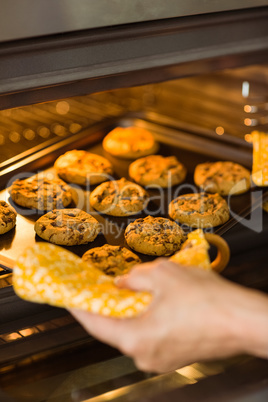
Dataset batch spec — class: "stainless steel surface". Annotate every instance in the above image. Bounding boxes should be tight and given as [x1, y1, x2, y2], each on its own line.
[1, 0, 268, 43]
[1, 7, 268, 110]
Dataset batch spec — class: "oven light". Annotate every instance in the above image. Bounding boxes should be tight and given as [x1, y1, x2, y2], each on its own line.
[215, 126, 224, 135]
[244, 118, 258, 127]
[244, 134, 252, 143]
[242, 81, 250, 98]
[52, 123, 67, 136]
[9, 131, 20, 143]
[244, 105, 258, 113]
[23, 129, 35, 140]
[69, 122, 82, 133]
[38, 126, 50, 138]
[56, 100, 70, 115]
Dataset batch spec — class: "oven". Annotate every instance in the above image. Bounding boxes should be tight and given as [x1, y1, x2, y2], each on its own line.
[0, 3, 268, 401]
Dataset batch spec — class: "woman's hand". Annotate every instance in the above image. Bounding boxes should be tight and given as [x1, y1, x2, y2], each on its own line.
[70, 259, 268, 373]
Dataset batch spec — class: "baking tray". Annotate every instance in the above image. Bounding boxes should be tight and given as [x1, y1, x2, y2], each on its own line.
[0, 114, 267, 273]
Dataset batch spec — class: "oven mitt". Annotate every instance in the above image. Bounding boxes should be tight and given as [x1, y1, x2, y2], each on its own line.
[170, 229, 230, 273]
[13, 231, 229, 317]
[170, 229, 211, 269]
[251, 131, 268, 187]
[13, 243, 152, 318]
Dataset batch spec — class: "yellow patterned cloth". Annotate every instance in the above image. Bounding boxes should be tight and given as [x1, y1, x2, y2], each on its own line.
[251, 131, 268, 187]
[13, 243, 152, 318]
[170, 229, 211, 270]
[13, 231, 216, 318]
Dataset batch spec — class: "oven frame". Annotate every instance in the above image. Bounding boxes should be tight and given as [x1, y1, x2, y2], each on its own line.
[0, 7, 268, 110]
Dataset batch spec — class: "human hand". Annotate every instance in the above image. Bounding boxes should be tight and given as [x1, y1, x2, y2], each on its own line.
[70, 259, 268, 373]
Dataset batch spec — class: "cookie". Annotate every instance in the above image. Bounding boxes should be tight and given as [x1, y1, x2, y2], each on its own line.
[125, 215, 186, 256]
[34, 208, 100, 245]
[169, 192, 229, 228]
[13, 243, 152, 318]
[0, 201, 17, 235]
[194, 161, 251, 195]
[9, 176, 72, 211]
[90, 178, 149, 216]
[54, 150, 113, 185]
[129, 155, 187, 188]
[102, 126, 159, 159]
[82, 244, 141, 277]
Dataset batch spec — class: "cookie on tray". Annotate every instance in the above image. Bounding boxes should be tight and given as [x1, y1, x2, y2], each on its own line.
[194, 161, 251, 195]
[129, 155, 187, 188]
[9, 176, 72, 211]
[90, 178, 149, 216]
[54, 150, 113, 186]
[169, 192, 229, 228]
[34, 208, 100, 245]
[0, 200, 17, 235]
[125, 215, 186, 256]
[102, 126, 159, 159]
[82, 244, 141, 277]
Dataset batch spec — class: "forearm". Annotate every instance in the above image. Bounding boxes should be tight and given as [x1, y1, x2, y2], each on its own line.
[71, 262, 268, 373]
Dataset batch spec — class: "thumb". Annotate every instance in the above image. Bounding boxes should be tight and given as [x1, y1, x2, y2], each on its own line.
[115, 259, 167, 293]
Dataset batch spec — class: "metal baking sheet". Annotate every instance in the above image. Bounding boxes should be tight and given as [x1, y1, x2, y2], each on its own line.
[0, 115, 267, 272]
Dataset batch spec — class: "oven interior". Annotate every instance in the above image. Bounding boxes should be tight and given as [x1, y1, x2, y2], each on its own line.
[0, 63, 268, 402]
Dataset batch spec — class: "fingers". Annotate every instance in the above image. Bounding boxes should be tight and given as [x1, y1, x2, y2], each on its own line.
[69, 308, 132, 350]
[116, 258, 168, 293]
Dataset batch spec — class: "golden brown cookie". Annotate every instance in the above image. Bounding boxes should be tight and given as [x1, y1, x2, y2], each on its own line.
[102, 126, 159, 159]
[54, 150, 113, 185]
[34, 208, 100, 245]
[9, 176, 72, 211]
[125, 215, 186, 256]
[82, 244, 141, 276]
[0, 200, 17, 235]
[194, 161, 251, 195]
[129, 155, 187, 188]
[90, 178, 149, 216]
[169, 193, 229, 228]
[13, 243, 152, 318]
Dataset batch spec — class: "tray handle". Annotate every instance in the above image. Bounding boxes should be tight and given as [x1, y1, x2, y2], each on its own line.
[204, 233, 230, 273]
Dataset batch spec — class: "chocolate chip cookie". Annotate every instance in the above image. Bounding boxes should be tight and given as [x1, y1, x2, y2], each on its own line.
[9, 176, 72, 211]
[34, 208, 100, 245]
[125, 215, 186, 256]
[194, 161, 251, 195]
[90, 178, 149, 216]
[169, 192, 230, 228]
[129, 155, 187, 188]
[54, 150, 113, 185]
[82, 244, 141, 276]
[0, 200, 17, 234]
